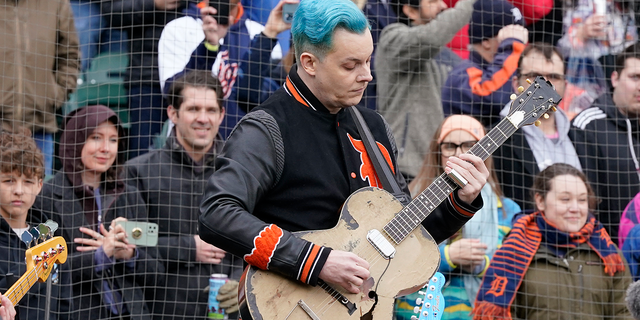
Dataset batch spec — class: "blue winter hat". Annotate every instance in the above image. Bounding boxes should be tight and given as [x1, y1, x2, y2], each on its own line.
[468, 0, 524, 44]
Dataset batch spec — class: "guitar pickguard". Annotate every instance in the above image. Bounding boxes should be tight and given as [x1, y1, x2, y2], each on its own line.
[242, 187, 440, 319]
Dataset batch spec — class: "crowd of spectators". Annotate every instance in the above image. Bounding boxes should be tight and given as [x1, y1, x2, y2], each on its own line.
[1, 0, 640, 319]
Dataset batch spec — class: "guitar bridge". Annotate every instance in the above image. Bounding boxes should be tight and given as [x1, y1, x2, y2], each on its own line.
[367, 229, 395, 259]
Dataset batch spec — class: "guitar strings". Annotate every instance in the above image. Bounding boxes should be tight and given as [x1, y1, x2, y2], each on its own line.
[5, 265, 39, 305]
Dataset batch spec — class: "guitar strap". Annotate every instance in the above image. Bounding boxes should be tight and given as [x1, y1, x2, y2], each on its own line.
[348, 106, 410, 206]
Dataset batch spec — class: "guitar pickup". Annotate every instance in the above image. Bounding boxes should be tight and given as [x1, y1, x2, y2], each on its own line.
[367, 229, 396, 259]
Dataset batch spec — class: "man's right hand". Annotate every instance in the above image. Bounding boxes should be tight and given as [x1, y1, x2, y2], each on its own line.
[319, 250, 370, 294]
[154, 0, 180, 10]
[195, 235, 226, 264]
[497, 24, 529, 45]
[0, 294, 15, 320]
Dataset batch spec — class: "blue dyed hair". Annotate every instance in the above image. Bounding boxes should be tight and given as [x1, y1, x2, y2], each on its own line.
[291, 0, 370, 61]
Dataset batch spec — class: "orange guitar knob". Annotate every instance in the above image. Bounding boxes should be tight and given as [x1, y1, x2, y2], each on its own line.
[534, 120, 541, 127]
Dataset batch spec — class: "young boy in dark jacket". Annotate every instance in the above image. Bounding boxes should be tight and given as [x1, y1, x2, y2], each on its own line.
[0, 127, 75, 320]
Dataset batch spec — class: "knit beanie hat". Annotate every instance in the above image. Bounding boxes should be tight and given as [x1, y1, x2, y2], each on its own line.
[468, 0, 524, 44]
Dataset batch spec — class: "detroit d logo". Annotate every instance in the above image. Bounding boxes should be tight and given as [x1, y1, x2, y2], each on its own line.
[511, 7, 523, 23]
[487, 276, 508, 297]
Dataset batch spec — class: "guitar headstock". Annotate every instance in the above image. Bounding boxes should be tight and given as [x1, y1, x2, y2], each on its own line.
[410, 272, 446, 320]
[505, 76, 563, 129]
[24, 236, 67, 282]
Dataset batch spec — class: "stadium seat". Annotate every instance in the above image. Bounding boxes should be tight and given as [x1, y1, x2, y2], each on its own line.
[63, 52, 130, 128]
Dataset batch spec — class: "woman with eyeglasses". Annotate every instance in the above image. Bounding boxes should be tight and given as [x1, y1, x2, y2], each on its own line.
[395, 115, 521, 320]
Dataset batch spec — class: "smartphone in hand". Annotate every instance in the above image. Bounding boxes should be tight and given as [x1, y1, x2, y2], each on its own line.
[116, 221, 159, 247]
[282, 3, 299, 24]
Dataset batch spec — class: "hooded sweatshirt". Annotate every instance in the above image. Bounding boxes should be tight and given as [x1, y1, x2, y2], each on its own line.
[34, 105, 160, 320]
[59, 105, 127, 223]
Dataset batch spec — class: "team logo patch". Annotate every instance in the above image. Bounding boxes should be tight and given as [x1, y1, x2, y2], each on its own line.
[244, 224, 283, 270]
[347, 133, 395, 187]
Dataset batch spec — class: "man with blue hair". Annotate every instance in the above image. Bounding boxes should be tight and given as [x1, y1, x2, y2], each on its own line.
[199, 0, 488, 309]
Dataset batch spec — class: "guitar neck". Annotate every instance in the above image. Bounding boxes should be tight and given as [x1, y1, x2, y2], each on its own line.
[383, 118, 519, 244]
[3, 268, 39, 306]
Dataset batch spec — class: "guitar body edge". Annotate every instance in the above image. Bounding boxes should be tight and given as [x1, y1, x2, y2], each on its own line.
[239, 187, 440, 320]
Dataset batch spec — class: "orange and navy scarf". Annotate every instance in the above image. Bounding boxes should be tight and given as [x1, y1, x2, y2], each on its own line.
[473, 212, 624, 320]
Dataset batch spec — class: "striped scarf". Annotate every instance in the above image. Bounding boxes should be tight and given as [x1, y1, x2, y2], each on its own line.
[473, 211, 624, 319]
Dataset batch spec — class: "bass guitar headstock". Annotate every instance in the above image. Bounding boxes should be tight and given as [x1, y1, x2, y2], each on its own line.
[25, 236, 67, 283]
[409, 272, 446, 320]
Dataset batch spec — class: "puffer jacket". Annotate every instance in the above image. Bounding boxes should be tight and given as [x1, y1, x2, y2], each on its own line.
[512, 244, 633, 320]
[0, 0, 80, 133]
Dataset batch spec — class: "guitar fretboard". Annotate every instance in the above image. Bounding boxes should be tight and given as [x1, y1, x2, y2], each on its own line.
[4, 267, 40, 306]
[383, 118, 520, 244]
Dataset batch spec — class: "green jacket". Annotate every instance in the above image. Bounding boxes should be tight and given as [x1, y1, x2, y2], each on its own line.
[512, 243, 633, 320]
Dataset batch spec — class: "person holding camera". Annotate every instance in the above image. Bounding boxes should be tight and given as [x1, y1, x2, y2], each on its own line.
[33, 105, 164, 320]
[158, 0, 296, 138]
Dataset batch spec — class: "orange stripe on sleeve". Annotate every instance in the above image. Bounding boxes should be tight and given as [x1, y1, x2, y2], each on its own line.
[467, 41, 526, 96]
[285, 77, 310, 107]
[450, 193, 474, 217]
[299, 245, 321, 283]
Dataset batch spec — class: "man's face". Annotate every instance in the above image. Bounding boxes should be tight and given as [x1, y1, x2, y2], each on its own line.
[168, 87, 225, 153]
[308, 28, 374, 113]
[0, 172, 42, 226]
[515, 50, 566, 97]
[612, 58, 640, 118]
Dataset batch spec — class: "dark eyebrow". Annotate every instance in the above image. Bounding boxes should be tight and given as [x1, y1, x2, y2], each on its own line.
[343, 57, 364, 63]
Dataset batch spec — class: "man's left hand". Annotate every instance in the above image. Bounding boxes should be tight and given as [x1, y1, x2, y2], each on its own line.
[217, 280, 239, 314]
[444, 153, 489, 204]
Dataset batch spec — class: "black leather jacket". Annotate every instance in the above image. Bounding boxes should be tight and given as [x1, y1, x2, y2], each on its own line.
[199, 67, 483, 287]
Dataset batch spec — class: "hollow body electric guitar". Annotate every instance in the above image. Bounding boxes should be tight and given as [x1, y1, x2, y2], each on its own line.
[1, 223, 67, 308]
[238, 77, 562, 320]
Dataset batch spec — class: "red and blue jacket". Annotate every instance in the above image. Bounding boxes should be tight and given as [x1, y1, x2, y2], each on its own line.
[442, 38, 525, 127]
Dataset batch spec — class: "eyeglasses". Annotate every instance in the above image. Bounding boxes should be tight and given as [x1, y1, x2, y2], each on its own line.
[440, 141, 477, 157]
[520, 72, 565, 82]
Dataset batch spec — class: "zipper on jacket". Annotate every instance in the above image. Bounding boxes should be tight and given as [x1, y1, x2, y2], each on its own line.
[578, 264, 584, 317]
[624, 118, 640, 181]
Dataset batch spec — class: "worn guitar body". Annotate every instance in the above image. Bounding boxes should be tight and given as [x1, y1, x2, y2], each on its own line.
[239, 187, 440, 320]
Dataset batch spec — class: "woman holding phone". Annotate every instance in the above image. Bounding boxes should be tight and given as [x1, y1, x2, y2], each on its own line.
[34, 105, 163, 320]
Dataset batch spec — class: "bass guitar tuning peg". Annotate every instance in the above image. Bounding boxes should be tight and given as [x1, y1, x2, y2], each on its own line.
[38, 224, 51, 240]
[21, 231, 33, 247]
[44, 220, 59, 234]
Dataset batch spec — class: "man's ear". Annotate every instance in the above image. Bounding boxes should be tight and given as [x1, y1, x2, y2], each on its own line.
[402, 4, 420, 24]
[611, 70, 620, 89]
[299, 52, 318, 76]
[167, 105, 178, 122]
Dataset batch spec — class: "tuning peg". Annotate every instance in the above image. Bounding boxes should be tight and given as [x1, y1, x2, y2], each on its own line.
[21, 230, 33, 247]
[29, 228, 40, 244]
[38, 224, 51, 240]
[550, 105, 557, 112]
[517, 86, 524, 93]
[543, 113, 550, 119]
[44, 220, 59, 235]
[534, 120, 541, 127]
[510, 93, 517, 100]
[526, 79, 532, 84]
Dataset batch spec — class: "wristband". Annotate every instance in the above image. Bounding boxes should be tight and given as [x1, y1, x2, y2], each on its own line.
[444, 244, 457, 269]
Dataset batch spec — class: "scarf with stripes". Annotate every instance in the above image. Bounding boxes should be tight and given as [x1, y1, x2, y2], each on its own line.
[472, 211, 624, 319]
